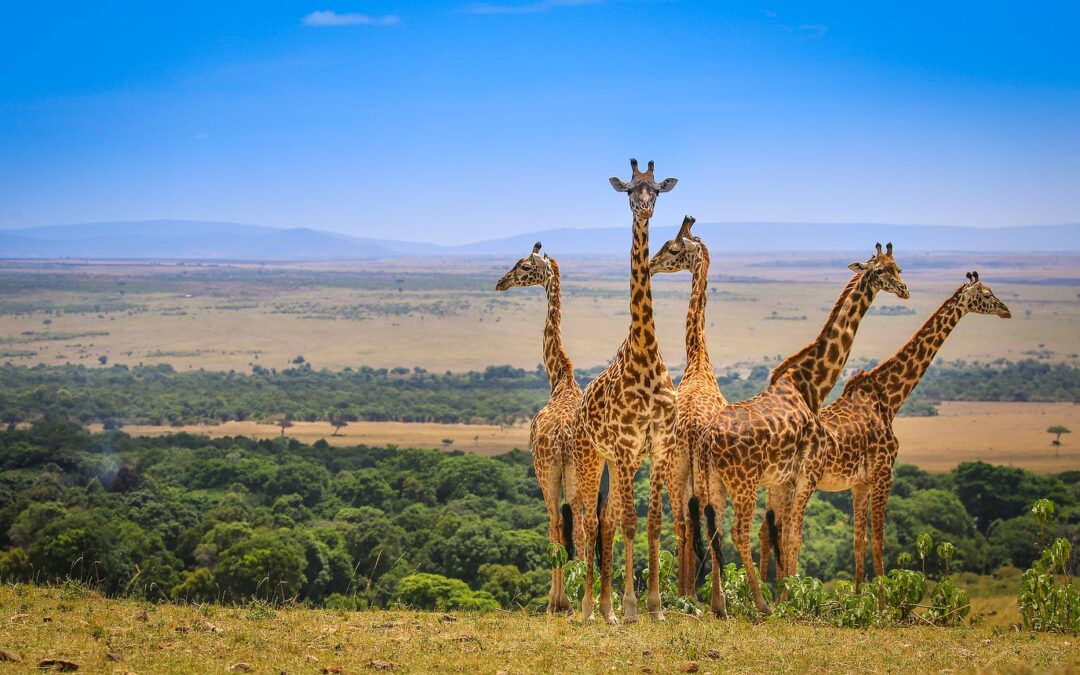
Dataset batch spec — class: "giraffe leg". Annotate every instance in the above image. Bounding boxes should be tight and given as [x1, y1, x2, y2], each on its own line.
[538, 463, 563, 615]
[574, 441, 602, 623]
[870, 474, 892, 580]
[557, 454, 578, 613]
[562, 451, 585, 572]
[704, 471, 728, 618]
[779, 470, 822, 599]
[851, 484, 870, 592]
[666, 439, 692, 598]
[767, 484, 791, 583]
[668, 479, 691, 600]
[733, 489, 770, 615]
[617, 463, 640, 623]
[647, 424, 678, 621]
[778, 425, 827, 596]
[598, 461, 619, 625]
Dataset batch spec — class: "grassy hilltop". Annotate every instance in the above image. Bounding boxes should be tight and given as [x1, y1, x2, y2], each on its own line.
[0, 585, 1077, 674]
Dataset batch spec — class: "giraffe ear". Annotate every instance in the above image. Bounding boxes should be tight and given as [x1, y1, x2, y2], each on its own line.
[657, 178, 678, 192]
[609, 177, 631, 192]
[849, 261, 870, 272]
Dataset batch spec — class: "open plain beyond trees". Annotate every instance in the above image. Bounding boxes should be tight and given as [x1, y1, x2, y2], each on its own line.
[1, 255, 1077, 374]
[88, 400, 1080, 473]
[4, 255, 1080, 474]
[0, 585, 1076, 674]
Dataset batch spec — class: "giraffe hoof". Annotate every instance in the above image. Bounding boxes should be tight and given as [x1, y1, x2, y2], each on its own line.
[603, 612, 619, 626]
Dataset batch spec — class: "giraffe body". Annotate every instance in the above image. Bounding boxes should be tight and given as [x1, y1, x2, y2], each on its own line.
[496, 245, 584, 614]
[574, 159, 679, 624]
[759, 272, 1012, 588]
[698, 245, 909, 613]
[649, 217, 728, 606]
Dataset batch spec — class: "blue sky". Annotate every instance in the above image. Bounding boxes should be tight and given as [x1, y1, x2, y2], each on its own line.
[1, 1, 1078, 244]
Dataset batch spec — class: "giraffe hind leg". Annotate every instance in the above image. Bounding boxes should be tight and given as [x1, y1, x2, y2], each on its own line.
[733, 490, 770, 616]
[704, 500, 727, 618]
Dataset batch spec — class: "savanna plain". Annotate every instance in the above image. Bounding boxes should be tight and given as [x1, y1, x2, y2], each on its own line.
[1, 253, 1079, 673]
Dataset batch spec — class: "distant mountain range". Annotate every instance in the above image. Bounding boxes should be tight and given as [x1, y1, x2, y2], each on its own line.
[1, 220, 1078, 260]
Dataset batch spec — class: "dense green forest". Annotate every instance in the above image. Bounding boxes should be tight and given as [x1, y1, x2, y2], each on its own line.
[0, 358, 1077, 427]
[0, 424, 1075, 611]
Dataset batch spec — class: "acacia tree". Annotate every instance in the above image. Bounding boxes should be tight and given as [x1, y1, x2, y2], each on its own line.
[328, 410, 348, 437]
[278, 416, 294, 438]
[1047, 425, 1071, 455]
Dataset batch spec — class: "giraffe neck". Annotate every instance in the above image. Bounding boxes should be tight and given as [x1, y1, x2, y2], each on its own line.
[683, 244, 712, 379]
[541, 259, 574, 389]
[770, 273, 877, 412]
[864, 289, 966, 415]
[629, 213, 658, 357]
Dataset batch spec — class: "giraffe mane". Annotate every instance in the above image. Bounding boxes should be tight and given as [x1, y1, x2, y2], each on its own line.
[844, 282, 968, 396]
[769, 272, 864, 385]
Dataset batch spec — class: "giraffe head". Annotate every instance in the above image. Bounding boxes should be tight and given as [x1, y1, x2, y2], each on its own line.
[650, 216, 704, 274]
[848, 242, 910, 299]
[609, 158, 677, 219]
[957, 271, 1012, 318]
[495, 241, 554, 291]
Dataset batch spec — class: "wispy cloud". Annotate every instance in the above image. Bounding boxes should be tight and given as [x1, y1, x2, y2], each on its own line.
[798, 23, 828, 39]
[462, 0, 601, 15]
[301, 10, 399, 26]
[760, 10, 828, 40]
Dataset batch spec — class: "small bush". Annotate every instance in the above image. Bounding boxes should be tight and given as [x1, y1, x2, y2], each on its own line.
[926, 577, 971, 626]
[1019, 537, 1080, 634]
[874, 568, 927, 622]
[393, 573, 498, 611]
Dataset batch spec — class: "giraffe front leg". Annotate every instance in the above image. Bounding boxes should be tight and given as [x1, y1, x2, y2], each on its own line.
[851, 484, 870, 592]
[648, 424, 678, 622]
[617, 464, 640, 623]
[598, 463, 619, 625]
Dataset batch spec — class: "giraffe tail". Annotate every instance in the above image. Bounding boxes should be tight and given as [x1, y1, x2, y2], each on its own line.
[704, 503, 723, 569]
[688, 495, 707, 584]
[766, 509, 781, 574]
[561, 502, 575, 560]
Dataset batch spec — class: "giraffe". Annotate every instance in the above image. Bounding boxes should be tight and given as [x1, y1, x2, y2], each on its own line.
[572, 158, 679, 624]
[496, 242, 584, 614]
[648, 216, 728, 601]
[696, 243, 909, 614]
[758, 271, 1012, 589]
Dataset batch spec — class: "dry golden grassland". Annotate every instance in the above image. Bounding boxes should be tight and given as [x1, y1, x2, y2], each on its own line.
[0, 585, 1076, 674]
[894, 401, 1080, 473]
[91, 400, 1080, 473]
[1, 255, 1077, 374]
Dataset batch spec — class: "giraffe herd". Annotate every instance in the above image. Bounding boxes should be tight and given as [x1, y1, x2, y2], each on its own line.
[496, 159, 1012, 623]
